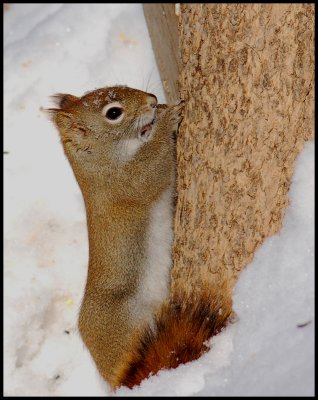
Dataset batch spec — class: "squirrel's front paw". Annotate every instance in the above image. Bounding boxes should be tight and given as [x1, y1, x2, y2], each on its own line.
[168, 101, 184, 130]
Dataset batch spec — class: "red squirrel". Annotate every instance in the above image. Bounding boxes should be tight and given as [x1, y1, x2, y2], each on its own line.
[49, 85, 232, 389]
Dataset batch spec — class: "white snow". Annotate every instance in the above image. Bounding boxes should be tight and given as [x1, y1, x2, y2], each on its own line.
[4, 4, 314, 397]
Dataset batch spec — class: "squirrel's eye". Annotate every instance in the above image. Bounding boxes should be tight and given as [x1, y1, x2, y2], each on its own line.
[102, 102, 124, 124]
[106, 107, 123, 120]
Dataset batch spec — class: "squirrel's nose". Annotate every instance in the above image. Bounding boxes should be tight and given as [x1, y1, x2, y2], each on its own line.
[147, 95, 157, 108]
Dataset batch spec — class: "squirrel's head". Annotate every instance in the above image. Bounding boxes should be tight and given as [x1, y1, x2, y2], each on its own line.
[48, 86, 160, 166]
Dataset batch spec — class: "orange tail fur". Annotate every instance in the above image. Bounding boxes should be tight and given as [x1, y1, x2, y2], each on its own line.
[115, 288, 233, 389]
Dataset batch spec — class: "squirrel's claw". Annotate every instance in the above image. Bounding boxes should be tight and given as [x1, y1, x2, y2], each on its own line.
[169, 101, 184, 129]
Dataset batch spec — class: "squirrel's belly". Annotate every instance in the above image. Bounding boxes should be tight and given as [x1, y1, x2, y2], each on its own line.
[129, 186, 174, 325]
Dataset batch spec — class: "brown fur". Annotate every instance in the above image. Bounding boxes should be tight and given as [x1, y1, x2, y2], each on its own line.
[114, 285, 232, 389]
[49, 85, 232, 391]
[49, 86, 181, 388]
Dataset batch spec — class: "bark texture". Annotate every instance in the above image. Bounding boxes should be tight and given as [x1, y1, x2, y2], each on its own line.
[171, 4, 314, 298]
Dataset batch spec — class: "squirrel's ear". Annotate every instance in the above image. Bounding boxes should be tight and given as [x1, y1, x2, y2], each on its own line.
[53, 111, 88, 142]
[54, 111, 74, 130]
[51, 93, 79, 109]
[46, 108, 73, 129]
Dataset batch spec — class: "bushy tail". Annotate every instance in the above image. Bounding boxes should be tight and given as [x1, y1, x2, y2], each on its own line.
[114, 287, 232, 389]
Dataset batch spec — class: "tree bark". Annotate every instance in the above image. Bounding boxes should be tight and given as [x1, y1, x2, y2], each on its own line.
[144, 4, 314, 299]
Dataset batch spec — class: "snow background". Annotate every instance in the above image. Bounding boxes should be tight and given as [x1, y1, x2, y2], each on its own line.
[3, 4, 314, 397]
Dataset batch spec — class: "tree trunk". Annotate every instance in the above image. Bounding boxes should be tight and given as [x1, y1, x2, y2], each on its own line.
[144, 4, 315, 299]
[143, 4, 180, 103]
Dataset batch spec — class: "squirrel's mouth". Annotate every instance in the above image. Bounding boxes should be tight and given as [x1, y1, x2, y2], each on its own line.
[140, 116, 156, 139]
